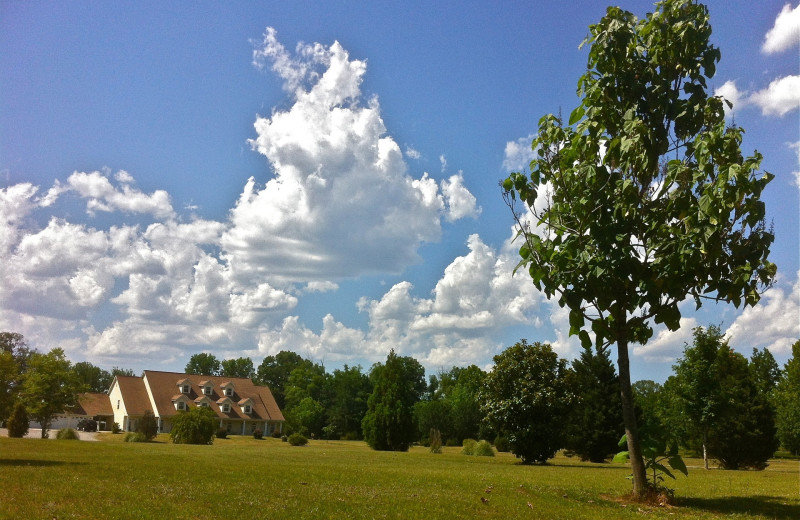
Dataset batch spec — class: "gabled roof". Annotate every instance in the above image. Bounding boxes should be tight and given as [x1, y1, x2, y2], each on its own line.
[72, 392, 113, 416]
[143, 371, 284, 421]
[114, 375, 152, 416]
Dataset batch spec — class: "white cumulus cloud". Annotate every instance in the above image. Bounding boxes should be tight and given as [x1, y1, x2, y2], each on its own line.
[725, 272, 800, 355]
[224, 28, 476, 284]
[763, 3, 800, 54]
[715, 76, 800, 118]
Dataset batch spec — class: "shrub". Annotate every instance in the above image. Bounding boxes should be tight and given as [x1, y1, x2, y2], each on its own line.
[7, 402, 29, 438]
[271, 430, 282, 438]
[112, 422, 122, 434]
[137, 410, 159, 441]
[288, 432, 308, 446]
[281, 435, 288, 442]
[342, 431, 360, 441]
[253, 429, 263, 440]
[56, 428, 79, 440]
[429, 428, 443, 454]
[474, 440, 495, 457]
[461, 438, 477, 455]
[124, 432, 148, 442]
[445, 438, 459, 447]
[216, 428, 228, 439]
[170, 406, 216, 445]
[494, 435, 509, 452]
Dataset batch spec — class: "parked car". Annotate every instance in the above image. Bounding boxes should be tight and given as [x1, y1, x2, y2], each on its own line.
[76, 419, 97, 432]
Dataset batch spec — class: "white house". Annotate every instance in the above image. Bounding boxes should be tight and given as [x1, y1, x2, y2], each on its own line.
[103, 370, 284, 435]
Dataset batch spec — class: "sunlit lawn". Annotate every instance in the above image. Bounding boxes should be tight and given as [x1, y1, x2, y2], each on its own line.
[0, 435, 797, 519]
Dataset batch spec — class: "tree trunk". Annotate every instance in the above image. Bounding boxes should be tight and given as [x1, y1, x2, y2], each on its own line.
[703, 431, 709, 469]
[616, 334, 648, 496]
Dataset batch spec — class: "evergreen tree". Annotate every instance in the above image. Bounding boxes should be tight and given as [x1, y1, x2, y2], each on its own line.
[565, 346, 624, 462]
[362, 350, 425, 451]
[775, 340, 800, 454]
[7, 401, 29, 438]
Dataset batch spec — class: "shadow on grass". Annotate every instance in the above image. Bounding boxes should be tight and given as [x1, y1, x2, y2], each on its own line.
[679, 495, 800, 519]
[0, 459, 82, 467]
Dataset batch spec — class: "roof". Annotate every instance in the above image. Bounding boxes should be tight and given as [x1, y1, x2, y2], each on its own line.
[73, 392, 113, 416]
[142, 371, 284, 422]
[114, 375, 153, 416]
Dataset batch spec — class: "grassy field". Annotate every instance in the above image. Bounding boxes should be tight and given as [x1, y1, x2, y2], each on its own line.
[0, 435, 798, 519]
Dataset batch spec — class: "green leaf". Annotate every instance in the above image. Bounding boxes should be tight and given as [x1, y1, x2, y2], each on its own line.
[668, 455, 688, 476]
[569, 105, 585, 125]
[612, 451, 630, 463]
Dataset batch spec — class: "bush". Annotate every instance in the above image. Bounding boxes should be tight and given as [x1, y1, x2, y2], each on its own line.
[461, 438, 477, 455]
[445, 438, 459, 447]
[170, 406, 216, 445]
[474, 440, 495, 457]
[7, 402, 29, 438]
[56, 428, 79, 440]
[494, 435, 509, 452]
[216, 428, 228, 439]
[271, 430, 282, 438]
[281, 435, 288, 442]
[253, 429, 263, 440]
[124, 432, 148, 442]
[137, 410, 159, 441]
[288, 432, 308, 446]
[112, 422, 122, 434]
[342, 431, 360, 441]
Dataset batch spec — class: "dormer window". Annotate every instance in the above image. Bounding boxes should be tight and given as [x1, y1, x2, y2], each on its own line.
[199, 380, 214, 396]
[172, 394, 191, 411]
[222, 403, 230, 413]
[220, 381, 235, 397]
[199, 402, 208, 407]
[177, 378, 193, 394]
[238, 398, 254, 415]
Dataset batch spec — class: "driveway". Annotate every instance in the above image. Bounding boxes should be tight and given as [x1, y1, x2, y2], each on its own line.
[0, 428, 100, 441]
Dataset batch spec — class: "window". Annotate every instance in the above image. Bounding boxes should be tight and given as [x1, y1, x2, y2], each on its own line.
[177, 402, 186, 411]
[182, 385, 190, 394]
[222, 404, 230, 412]
[199, 402, 208, 407]
[225, 388, 233, 397]
[117, 400, 120, 409]
[244, 405, 252, 414]
[203, 387, 212, 395]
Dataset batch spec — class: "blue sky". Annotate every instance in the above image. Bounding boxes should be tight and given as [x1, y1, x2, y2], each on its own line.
[1, 0, 798, 382]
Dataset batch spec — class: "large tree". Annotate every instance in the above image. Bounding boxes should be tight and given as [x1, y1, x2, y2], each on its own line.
[256, 351, 307, 409]
[775, 340, 800, 454]
[502, 0, 774, 494]
[362, 350, 425, 451]
[324, 364, 372, 439]
[220, 357, 255, 379]
[671, 326, 777, 469]
[481, 340, 573, 464]
[20, 348, 86, 438]
[72, 361, 113, 393]
[185, 353, 221, 376]
[565, 346, 624, 462]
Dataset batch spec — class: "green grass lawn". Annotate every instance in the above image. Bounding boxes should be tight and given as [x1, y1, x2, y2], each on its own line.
[0, 435, 797, 519]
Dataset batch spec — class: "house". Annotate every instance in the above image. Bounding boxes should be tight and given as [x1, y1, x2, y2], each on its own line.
[47, 392, 115, 430]
[47, 370, 283, 435]
[106, 370, 284, 435]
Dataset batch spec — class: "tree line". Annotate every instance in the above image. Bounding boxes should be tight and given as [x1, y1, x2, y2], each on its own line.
[3, 328, 799, 469]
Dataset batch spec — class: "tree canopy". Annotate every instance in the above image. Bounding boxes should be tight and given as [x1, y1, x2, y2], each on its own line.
[185, 353, 221, 376]
[481, 340, 573, 464]
[362, 350, 425, 451]
[21, 348, 86, 438]
[501, 0, 775, 494]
